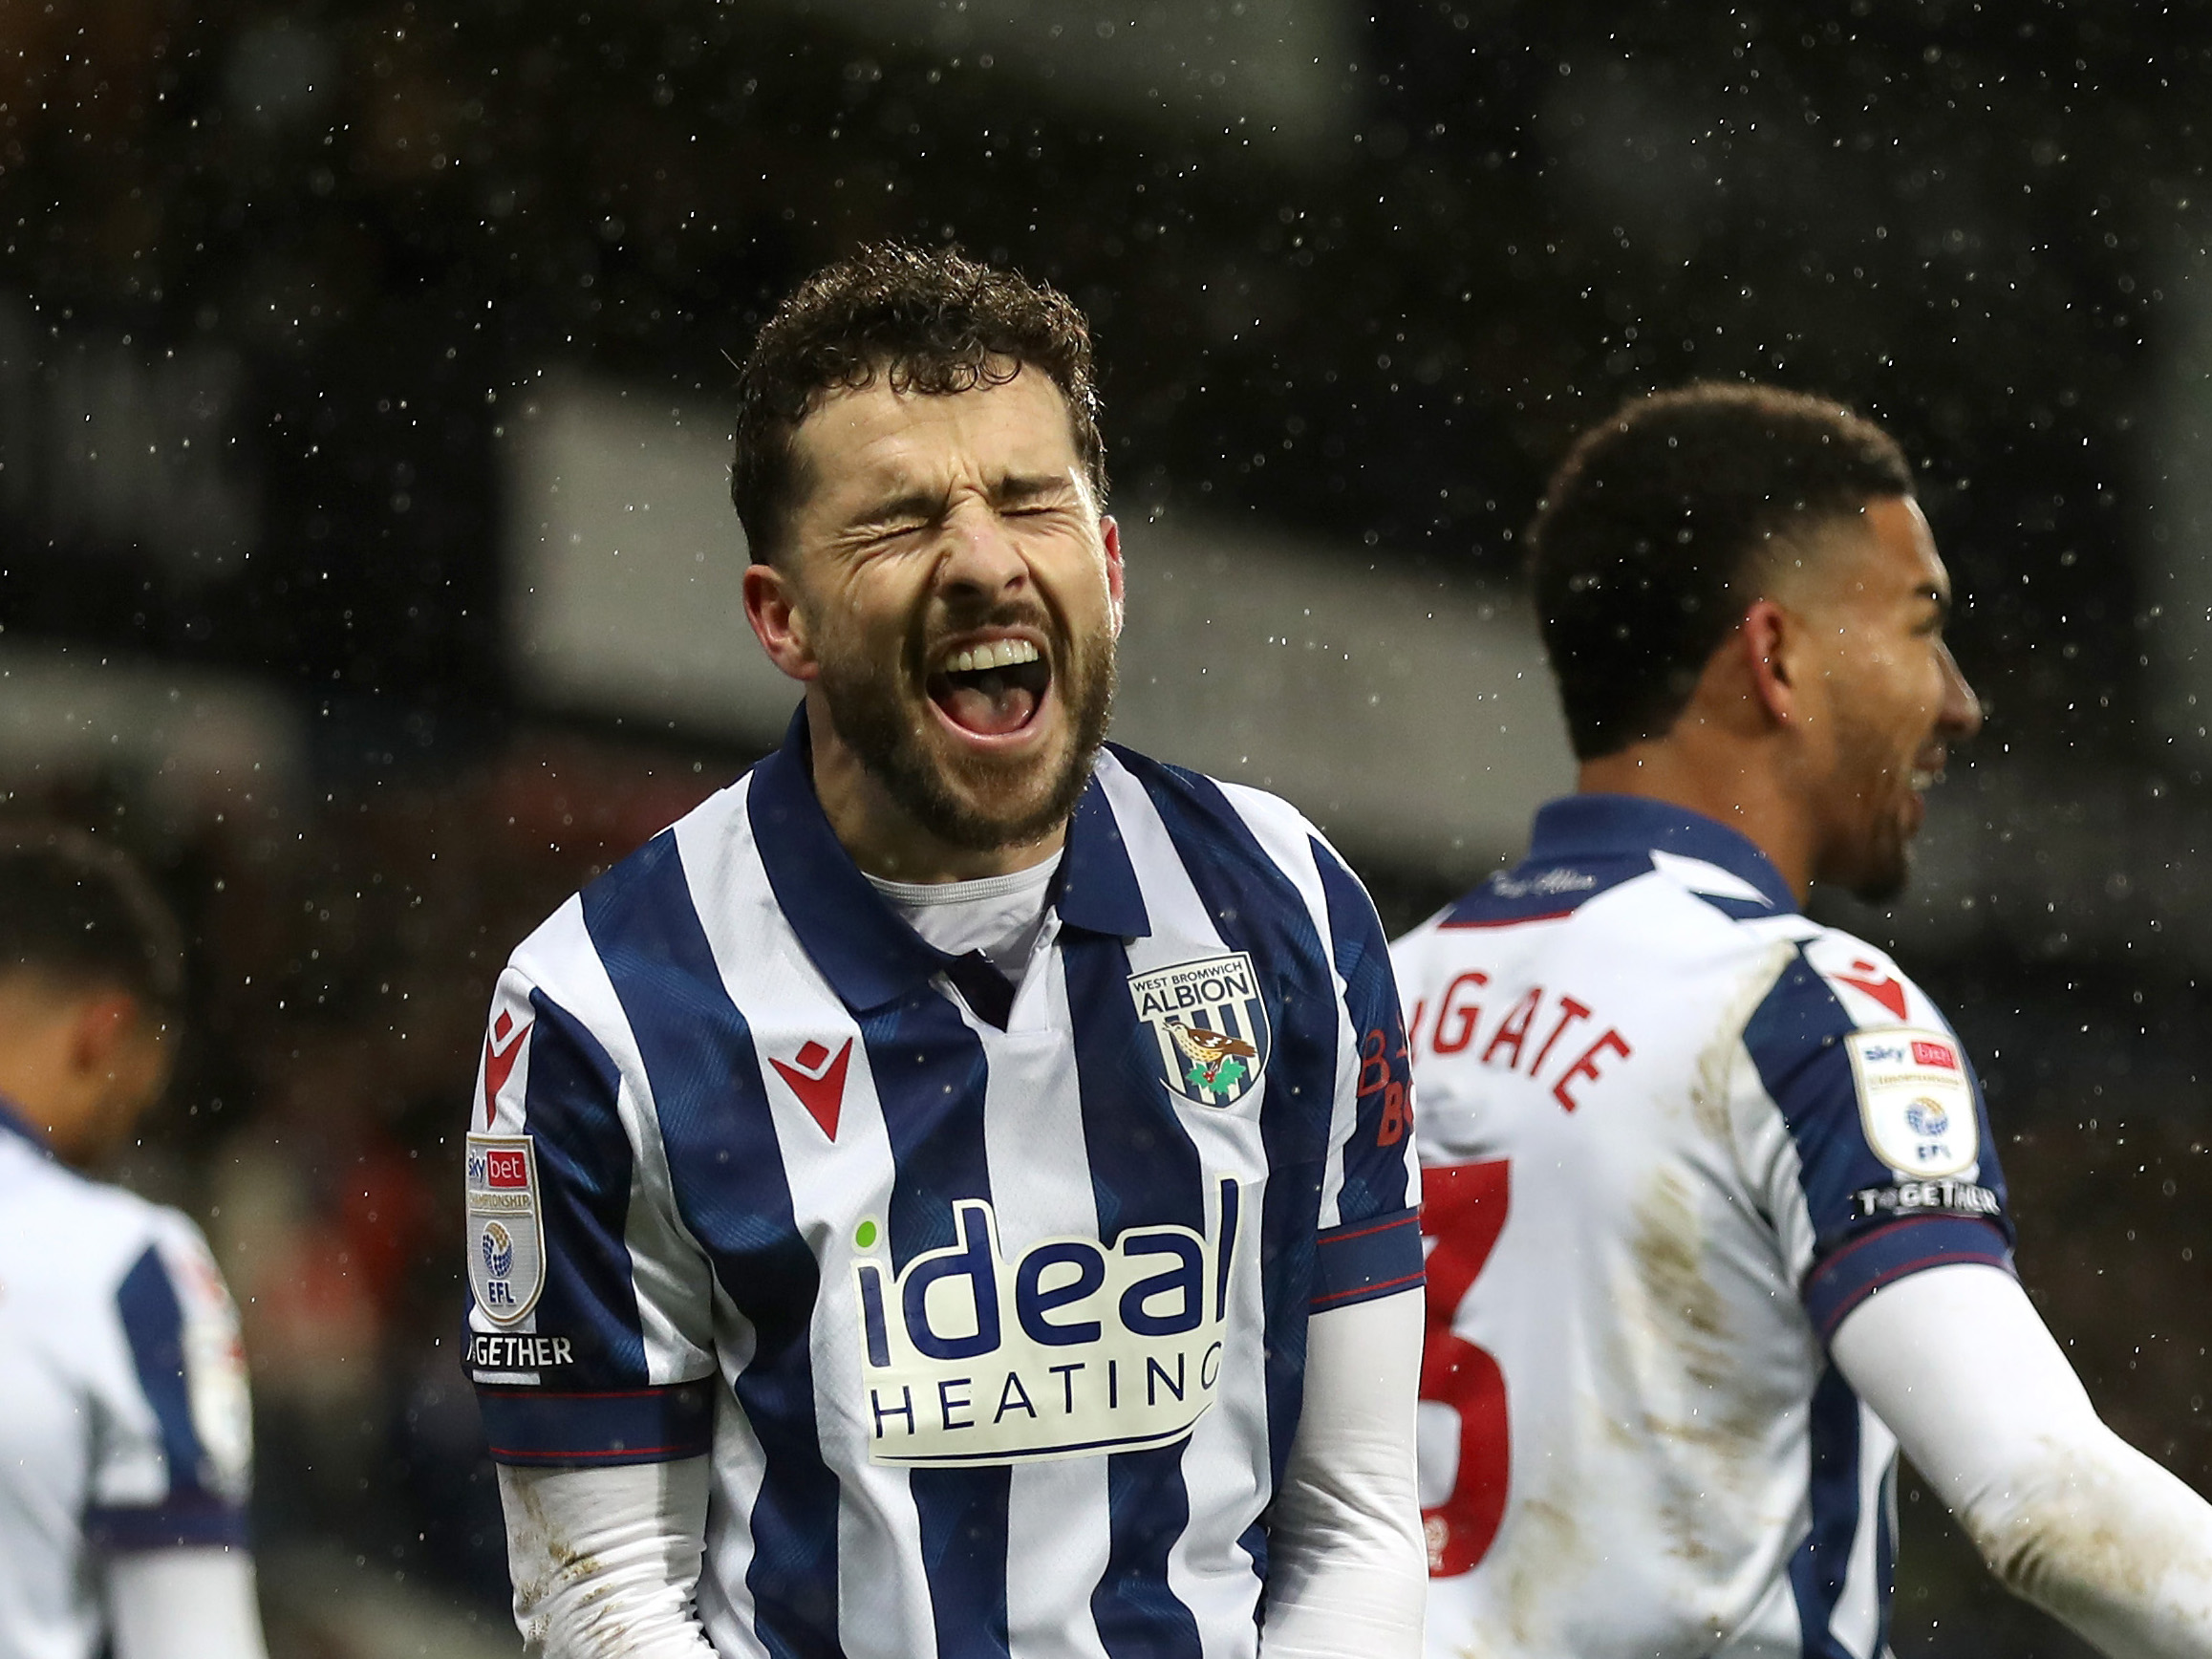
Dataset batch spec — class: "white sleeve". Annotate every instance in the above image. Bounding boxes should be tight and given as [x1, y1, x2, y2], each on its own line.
[1259, 1288, 1428, 1659]
[1833, 1261, 2212, 1658]
[106, 1549, 268, 1659]
[498, 1457, 718, 1658]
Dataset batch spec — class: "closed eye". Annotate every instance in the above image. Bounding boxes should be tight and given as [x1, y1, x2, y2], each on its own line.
[1915, 586, 1951, 636]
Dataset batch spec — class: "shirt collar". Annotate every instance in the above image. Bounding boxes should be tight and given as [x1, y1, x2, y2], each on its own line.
[746, 705, 1149, 1012]
[1526, 792, 1799, 915]
[0, 1092, 48, 1154]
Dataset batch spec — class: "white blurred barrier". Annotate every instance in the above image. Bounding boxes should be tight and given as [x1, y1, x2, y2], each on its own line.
[503, 378, 1574, 879]
[0, 639, 303, 825]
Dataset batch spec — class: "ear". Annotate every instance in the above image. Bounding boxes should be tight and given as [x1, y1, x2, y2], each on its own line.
[1101, 515, 1126, 639]
[66, 993, 140, 1082]
[1740, 597, 1805, 729]
[743, 561, 819, 682]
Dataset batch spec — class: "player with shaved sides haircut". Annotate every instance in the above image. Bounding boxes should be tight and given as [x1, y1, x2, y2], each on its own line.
[466, 246, 1428, 1659]
[1397, 382, 2212, 1659]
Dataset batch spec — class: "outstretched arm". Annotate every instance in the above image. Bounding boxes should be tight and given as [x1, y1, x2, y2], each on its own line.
[1260, 1288, 1428, 1659]
[1835, 1261, 2212, 1658]
[497, 1457, 717, 1659]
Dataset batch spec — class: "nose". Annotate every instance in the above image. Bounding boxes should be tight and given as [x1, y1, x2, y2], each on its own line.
[935, 498, 1030, 605]
[1936, 640, 1983, 742]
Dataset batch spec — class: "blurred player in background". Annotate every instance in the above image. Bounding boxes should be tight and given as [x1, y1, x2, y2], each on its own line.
[464, 246, 1427, 1658]
[1394, 383, 2212, 1659]
[0, 830, 266, 1659]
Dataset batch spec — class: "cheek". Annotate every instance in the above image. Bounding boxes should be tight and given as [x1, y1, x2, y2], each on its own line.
[1890, 657, 1946, 734]
[821, 571, 916, 648]
[1058, 552, 1118, 634]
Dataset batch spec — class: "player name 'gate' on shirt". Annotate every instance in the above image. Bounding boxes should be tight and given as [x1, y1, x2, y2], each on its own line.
[462, 713, 1423, 1659]
[1391, 795, 2015, 1659]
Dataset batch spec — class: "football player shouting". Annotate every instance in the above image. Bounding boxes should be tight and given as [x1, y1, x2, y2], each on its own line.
[463, 247, 1427, 1659]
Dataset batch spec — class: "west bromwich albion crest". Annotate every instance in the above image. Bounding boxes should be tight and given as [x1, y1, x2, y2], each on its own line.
[1129, 952, 1272, 1108]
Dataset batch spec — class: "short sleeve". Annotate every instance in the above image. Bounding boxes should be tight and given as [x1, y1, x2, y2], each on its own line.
[1308, 836, 1424, 1313]
[1740, 938, 2015, 1344]
[465, 948, 717, 1468]
[87, 1219, 253, 1552]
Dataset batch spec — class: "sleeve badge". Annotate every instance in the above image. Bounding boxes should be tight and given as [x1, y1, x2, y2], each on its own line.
[1844, 1028, 1980, 1179]
[466, 1134, 547, 1325]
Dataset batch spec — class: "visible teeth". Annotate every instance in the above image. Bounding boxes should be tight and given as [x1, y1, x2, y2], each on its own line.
[942, 639, 1041, 674]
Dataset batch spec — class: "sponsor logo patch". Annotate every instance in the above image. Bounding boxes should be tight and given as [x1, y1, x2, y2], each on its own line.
[1845, 1026, 1980, 1178]
[466, 1133, 547, 1325]
[1128, 953, 1272, 1108]
[853, 1179, 1241, 1467]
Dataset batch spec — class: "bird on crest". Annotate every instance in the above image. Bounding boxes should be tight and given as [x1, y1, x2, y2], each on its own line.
[1169, 1022, 1258, 1068]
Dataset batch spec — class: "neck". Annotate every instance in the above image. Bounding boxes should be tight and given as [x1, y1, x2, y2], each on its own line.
[0, 989, 97, 1167]
[805, 700, 1068, 884]
[1575, 735, 1815, 903]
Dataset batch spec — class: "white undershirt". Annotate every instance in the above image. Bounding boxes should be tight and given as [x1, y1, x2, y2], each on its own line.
[495, 1291, 1428, 1659]
[104, 1549, 268, 1659]
[1833, 1262, 2212, 1657]
[867, 855, 1062, 987]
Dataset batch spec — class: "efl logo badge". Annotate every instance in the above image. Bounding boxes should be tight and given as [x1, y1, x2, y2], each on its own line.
[465, 1133, 547, 1325]
[1845, 1026, 1979, 1178]
[1128, 952, 1272, 1109]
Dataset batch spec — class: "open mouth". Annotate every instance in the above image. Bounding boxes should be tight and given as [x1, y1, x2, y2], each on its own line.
[926, 637, 1053, 739]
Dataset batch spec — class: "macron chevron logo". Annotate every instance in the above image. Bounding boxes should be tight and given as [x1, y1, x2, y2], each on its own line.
[482, 1010, 531, 1127]
[1834, 959, 1907, 1022]
[771, 1039, 853, 1140]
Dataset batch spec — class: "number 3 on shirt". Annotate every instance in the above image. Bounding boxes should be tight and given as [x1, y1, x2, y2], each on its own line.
[1419, 1159, 1510, 1576]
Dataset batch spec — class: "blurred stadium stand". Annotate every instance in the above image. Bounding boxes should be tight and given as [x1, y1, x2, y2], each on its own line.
[3, 2, 2211, 1653]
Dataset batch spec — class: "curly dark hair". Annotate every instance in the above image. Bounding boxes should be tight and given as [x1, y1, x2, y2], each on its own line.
[1528, 380, 1915, 761]
[729, 243, 1106, 564]
[0, 825, 183, 1014]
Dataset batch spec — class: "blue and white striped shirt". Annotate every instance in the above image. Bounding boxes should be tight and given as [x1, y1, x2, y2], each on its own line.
[465, 712, 1424, 1658]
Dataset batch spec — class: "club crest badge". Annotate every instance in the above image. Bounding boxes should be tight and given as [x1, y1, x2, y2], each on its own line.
[1129, 952, 1272, 1109]
[465, 1133, 547, 1325]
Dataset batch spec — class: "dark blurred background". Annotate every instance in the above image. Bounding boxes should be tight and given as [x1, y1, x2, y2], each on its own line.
[5, 2, 2211, 1653]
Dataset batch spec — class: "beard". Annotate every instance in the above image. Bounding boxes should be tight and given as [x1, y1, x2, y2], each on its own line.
[814, 607, 1117, 854]
[1838, 831, 1911, 907]
[1819, 721, 1918, 905]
